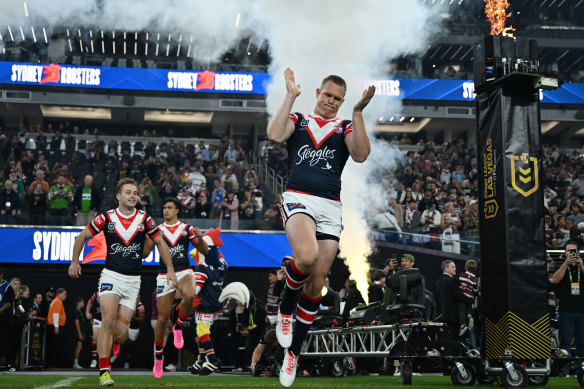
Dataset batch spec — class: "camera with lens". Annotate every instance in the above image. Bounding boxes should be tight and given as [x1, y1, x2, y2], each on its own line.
[253, 363, 265, 377]
[5, 201, 11, 210]
[236, 323, 246, 333]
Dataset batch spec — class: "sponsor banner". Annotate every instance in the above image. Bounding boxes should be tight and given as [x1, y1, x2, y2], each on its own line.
[1, 62, 270, 95]
[0, 61, 583, 103]
[477, 83, 548, 359]
[0, 227, 289, 268]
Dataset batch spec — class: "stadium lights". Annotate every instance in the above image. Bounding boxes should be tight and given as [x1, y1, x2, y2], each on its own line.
[7, 26, 14, 41]
[0, 32, 2, 41]
[410, 117, 415, 122]
[144, 110, 214, 124]
[43, 27, 47, 44]
[389, 116, 394, 122]
[399, 116, 405, 122]
[23, 1, 29, 17]
[40, 105, 112, 120]
[177, 34, 182, 57]
[30, 27, 36, 42]
[235, 13, 240, 28]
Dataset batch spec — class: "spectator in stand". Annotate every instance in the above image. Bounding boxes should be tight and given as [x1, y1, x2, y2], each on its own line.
[137, 185, 152, 212]
[74, 175, 101, 227]
[244, 169, 259, 189]
[572, 171, 584, 200]
[463, 199, 480, 256]
[248, 181, 263, 213]
[421, 201, 441, 249]
[399, 133, 412, 145]
[436, 260, 472, 335]
[368, 206, 402, 232]
[231, 181, 245, 203]
[8, 170, 25, 202]
[221, 167, 238, 190]
[388, 195, 404, 229]
[240, 189, 260, 221]
[568, 204, 584, 225]
[221, 189, 239, 230]
[368, 269, 386, 303]
[404, 199, 421, 234]
[177, 186, 196, 217]
[441, 202, 462, 254]
[159, 182, 177, 204]
[204, 165, 219, 188]
[48, 175, 73, 226]
[418, 189, 434, 214]
[264, 196, 283, 229]
[0, 180, 21, 224]
[140, 177, 155, 204]
[210, 179, 226, 219]
[187, 164, 206, 193]
[224, 143, 239, 164]
[557, 217, 572, 248]
[266, 269, 280, 326]
[545, 215, 558, 250]
[194, 191, 211, 218]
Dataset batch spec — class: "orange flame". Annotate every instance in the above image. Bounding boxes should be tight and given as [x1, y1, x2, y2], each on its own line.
[485, 0, 515, 37]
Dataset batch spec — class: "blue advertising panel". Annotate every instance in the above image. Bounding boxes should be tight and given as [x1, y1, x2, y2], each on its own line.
[0, 61, 582, 103]
[0, 62, 271, 94]
[0, 227, 289, 268]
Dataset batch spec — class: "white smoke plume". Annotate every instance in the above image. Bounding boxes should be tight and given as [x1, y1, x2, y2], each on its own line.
[254, 0, 445, 300]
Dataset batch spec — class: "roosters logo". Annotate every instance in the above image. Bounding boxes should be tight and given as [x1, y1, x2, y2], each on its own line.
[194, 70, 216, 91]
[40, 63, 63, 84]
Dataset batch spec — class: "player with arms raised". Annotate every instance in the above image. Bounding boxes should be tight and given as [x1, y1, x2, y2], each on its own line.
[267, 68, 375, 387]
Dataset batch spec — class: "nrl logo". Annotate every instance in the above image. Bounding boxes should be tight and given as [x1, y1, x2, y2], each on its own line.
[511, 153, 539, 198]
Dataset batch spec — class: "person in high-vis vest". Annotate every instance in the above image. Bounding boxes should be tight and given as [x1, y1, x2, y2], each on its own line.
[47, 288, 67, 367]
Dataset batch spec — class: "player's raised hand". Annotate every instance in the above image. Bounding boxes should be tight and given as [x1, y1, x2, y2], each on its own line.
[285, 68, 301, 97]
[353, 85, 376, 112]
[68, 262, 82, 279]
[194, 227, 203, 239]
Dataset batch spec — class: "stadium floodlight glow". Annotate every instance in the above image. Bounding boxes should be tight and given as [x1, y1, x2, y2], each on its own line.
[410, 117, 415, 122]
[19, 26, 25, 41]
[101, 40, 105, 53]
[68, 38, 72, 52]
[23, 1, 29, 17]
[7, 26, 14, 41]
[378, 116, 384, 122]
[399, 116, 405, 122]
[91, 40, 94, 53]
[389, 116, 394, 122]
[42, 27, 47, 43]
[112, 40, 115, 54]
[187, 36, 192, 57]
[134, 41, 137, 55]
[79, 39, 83, 52]
[235, 13, 240, 28]
[144, 110, 213, 123]
[177, 34, 182, 57]
[0, 32, 2, 41]
[100, 30, 104, 39]
[30, 27, 36, 42]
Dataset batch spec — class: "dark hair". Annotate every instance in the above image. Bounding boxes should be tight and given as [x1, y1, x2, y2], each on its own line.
[269, 269, 278, 276]
[75, 296, 84, 305]
[116, 178, 137, 195]
[163, 197, 183, 211]
[56, 288, 66, 295]
[465, 259, 477, 273]
[565, 240, 581, 250]
[371, 269, 386, 282]
[321, 75, 347, 94]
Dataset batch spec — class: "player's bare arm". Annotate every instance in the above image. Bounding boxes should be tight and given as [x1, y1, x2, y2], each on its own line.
[346, 85, 376, 162]
[193, 227, 209, 255]
[266, 67, 300, 144]
[69, 227, 94, 279]
[142, 237, 154, 259]
[153, 235, 177, 285]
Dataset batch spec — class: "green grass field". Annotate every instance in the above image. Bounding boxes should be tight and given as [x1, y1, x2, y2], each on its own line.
[0, 374, 581, 388]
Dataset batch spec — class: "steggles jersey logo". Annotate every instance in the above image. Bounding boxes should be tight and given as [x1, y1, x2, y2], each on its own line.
[296, 145, 336, 166]
[169, 245, 185, 258]
[109, 242, 141, 257]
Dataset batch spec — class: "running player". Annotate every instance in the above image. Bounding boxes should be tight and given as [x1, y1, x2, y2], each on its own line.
[69, 178, 176, 387]
[85, 289, 102, 368]
[266, 68, 375, 387]
[143, 197, 208, 378]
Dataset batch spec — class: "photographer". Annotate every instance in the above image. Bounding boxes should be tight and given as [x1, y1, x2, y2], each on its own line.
[0, 180, 21, 224]
[240, 190, 260, 221]
[250, 329, 281, 377]
[48, 175, 73, 226]
[552, 240, 584, 376]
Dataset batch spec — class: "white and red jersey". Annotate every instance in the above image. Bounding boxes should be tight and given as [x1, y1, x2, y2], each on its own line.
[88, 208, 160, 276]
[286, 112, 353, 201]
[158, 221, 199, 273]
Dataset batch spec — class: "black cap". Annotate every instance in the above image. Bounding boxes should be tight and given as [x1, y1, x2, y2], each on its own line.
[282, 255, 293, 265]
[45, 286, 55, 293]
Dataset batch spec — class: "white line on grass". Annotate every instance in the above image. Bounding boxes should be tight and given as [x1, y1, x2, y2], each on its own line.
[34, 377, 82, 389]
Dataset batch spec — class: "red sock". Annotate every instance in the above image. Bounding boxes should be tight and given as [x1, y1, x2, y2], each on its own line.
[99, 357, 110, 371]
[175, 311, 188, 328]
